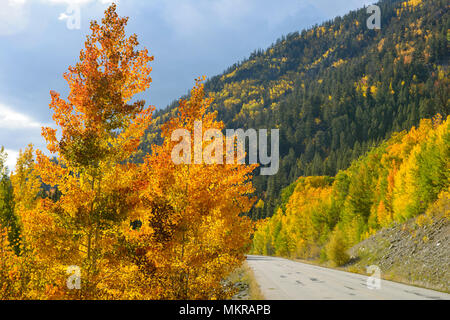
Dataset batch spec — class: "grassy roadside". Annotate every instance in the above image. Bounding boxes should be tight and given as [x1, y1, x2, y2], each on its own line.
[228, 262, 265, 300]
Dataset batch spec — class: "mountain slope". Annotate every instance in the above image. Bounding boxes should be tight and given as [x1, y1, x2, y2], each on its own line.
[251, 115, 449, 275]
[140, 0, 449, 219]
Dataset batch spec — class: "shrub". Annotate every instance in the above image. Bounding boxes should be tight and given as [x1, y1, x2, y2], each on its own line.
[326, 229, 350, 266]
[415, 214, 433, 227]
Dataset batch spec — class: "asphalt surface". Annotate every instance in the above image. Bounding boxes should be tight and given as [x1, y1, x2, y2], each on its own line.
[246, 255, 450, 300]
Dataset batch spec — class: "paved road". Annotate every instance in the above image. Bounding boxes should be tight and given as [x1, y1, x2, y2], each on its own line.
[246, 255, 450, 300]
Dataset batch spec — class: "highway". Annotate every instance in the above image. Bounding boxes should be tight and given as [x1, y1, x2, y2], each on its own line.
[246, 255, 450, 300]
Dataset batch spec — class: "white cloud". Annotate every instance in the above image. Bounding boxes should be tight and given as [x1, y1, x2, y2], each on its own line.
[43, 0, 117, 5]
[4, 148, 19, 172]
[0, 0, 30, 35]
[0, 0, 117, 35]
[0, 102, 52, 171]
[18, 0, 115, 5]
[0, 103, 43, 129]
[9, 0, 27, 5]
[58, 12, 70, 20]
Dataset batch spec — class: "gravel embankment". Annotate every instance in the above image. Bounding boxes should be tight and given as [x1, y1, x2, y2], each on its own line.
[348, 217, 449, 293]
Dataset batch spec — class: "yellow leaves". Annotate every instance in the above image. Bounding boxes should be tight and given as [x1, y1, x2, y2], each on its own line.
[404, 0, 422, 8]
[4, 4, 160, 300]
[41, 127, 58, 153]
[309, 47, 335, 69]
[242, 98, 264, 110]
[254, 176, 334, 258]
[11, 144, 40, 213]
[360, 228, 377, 241]
[394, 42, 415, 64]
[332, 59, 346, 68]
[34, 151, 65, 187]
[389, 116, 449, 221]
[387, 118, 433, 160]
[355, 75, 369, 96]
[253, 115, 449, 263]
[416, 214, 433, 227]
[397, 0, 422, 16]
[437, 67, 446, 81]
[255, 199, 264, 209]
[0, 228, 27, 298]
[223, 97, 241, 109]
[220, 68, 237, 81]
[355, 77, 380, 98]
[376, 200, 391, 227]
[269, 79, 293, 100]
[316, 26, 326, 37]
[46, 5, 154, 169]
[268, 57, 286, 70]
[389, 81, 395, 94]
[377, 38, 385, 52]
[129, 79, 256, 299]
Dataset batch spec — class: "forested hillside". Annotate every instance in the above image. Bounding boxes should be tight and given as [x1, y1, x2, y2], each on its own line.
[252, 115, 449, 265]
[140, 0, 449, 219]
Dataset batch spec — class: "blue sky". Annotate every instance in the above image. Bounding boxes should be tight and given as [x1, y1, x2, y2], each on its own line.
[0, 0, 374, 170]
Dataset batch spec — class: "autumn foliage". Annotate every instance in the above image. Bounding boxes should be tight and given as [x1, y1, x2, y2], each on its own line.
[253, 115, 450, 263]
[0, 4, 255, 299]
[124, 79, 256, 299]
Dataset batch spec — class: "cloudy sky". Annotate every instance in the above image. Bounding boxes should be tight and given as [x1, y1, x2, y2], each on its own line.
[0, 0, 374, 170]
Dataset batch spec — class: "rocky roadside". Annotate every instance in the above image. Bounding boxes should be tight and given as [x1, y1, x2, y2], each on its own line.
[227, 262, 264, 300]
[347, 216, 449, 293]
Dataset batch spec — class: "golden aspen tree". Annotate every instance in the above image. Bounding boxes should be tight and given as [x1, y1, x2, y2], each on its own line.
[124, 79, 257, 299]
[0, 228, 23, 299]
[11, 144, 41, 214]
[23, 4, 154, 299]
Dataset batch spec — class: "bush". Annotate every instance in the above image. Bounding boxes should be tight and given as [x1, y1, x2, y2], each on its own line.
[319, 247, 327, 263]
[425, 190, 450, 220]
[326, 229, 350, 266]
[415, 214, 433, 227]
